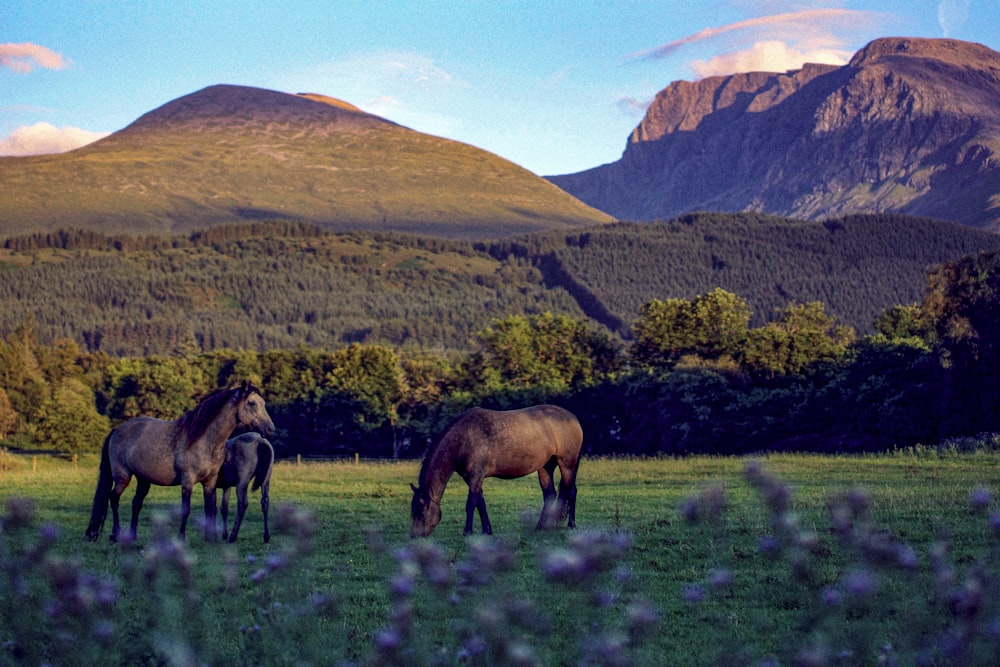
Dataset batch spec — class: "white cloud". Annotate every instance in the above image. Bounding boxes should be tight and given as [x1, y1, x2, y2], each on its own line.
[0, 122, 109, 156]
[0, 42, 69, 73]
[691, 40, 852, 78]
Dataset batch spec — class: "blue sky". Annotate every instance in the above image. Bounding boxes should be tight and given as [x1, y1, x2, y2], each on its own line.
[2, 1, 997, 175]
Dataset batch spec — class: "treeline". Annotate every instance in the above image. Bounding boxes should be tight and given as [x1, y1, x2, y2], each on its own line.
[3, 244, 1000, 459]
[2, 214, 999, 358]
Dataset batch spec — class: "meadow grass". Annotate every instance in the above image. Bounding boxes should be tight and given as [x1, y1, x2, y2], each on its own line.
[2, 450, 999, 665]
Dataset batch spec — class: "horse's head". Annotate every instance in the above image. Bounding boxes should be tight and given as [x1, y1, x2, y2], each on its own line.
[235, 381, 276, 437]
[409, 483, 441, 538]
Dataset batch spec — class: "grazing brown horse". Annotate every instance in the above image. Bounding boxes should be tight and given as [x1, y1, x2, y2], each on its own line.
[219, 432, 274, 544]
[85, 381, 275, 543]
[410, 404, 583, 537]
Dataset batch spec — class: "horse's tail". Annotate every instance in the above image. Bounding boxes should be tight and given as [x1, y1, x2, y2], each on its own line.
[251, 437, 274, 493]
[84, 432, 114, 541]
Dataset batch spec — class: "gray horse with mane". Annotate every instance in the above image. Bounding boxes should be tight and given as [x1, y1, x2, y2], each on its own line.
[85, 381, 275, 543]
[410, 404, 583, 537]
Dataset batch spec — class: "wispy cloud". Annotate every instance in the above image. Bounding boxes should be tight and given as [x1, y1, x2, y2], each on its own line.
[284, 50, 467, 137]
[937, 0, 971, 37]
[630, 8, 887, 78]
[303, 50, 462, 97]
[0, 122, 108, 156]
[0, 42, 69, 74]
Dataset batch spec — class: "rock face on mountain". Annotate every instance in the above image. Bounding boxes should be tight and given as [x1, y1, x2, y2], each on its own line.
[0, 84, 612, 239]
[548, 38, 1000, 230]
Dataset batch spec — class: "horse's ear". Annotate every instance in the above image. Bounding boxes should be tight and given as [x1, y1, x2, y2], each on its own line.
[410, 483, 418, 493]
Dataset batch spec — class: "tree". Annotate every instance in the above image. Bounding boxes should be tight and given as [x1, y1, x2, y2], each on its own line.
[874, 304, 934, 348]
[921, 251, 1000, 434]
[741, 302, 854, 377]
[468, 312, 619, 397]
[324, 343, 408, 457]
[33, 378, 110, 454]
[631, 289, 751, 369]
[102, 355, 211, 421]
[0, 388, 18, 440]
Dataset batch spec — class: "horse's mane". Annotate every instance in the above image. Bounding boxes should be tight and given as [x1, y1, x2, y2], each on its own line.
[418, 407, 481, 487]
[175, 383, 258, 446]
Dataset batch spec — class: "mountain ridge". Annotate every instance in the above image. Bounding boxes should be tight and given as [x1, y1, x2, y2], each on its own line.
[548, 37, 1000, 230]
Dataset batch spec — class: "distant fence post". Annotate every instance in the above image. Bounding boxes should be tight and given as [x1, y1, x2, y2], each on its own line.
[355, 452, 359, 466]
[296, 454, 301, 466]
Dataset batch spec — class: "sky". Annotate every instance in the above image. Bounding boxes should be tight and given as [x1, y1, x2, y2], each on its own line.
[2, 1, 998, 176]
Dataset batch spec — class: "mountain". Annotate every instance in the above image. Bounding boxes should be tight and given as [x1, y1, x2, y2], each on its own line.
[548, 38, 1000, 230]
[0, 84, 613, 239]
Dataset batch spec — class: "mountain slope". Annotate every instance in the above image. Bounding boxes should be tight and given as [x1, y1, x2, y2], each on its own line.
[548, 38, 1000, 230]
[0, 84, 613, 239]
[3, 213, 1000, 356]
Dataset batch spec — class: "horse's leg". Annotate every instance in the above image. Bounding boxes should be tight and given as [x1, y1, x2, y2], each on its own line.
[260, 480, 270, 544]
[129, 478, 151, 542]
[109, 478, 131, 543]
[464, 477, 491, 536]
[536, 461, 558, 530]
[178, 482, 193, 540]
[202, 479, 219, 542]
[221, 487, 232, 541]
[557, 459, 579, 529]
[228, 483, 249, 543]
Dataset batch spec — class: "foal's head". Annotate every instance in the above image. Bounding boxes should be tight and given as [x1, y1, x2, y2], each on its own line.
[409, 483, 442, 538]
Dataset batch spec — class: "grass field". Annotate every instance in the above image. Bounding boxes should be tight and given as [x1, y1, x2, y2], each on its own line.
[2, 450, 999, 665]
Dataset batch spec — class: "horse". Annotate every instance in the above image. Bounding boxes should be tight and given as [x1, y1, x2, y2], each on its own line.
[85, 381, 275, 543]
[218, 431, 274, 543]
[410, 404, 583, 538]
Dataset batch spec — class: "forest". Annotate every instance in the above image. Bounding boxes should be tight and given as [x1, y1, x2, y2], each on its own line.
[2, 228, 1000, 459]
[2, 214, 999, 359]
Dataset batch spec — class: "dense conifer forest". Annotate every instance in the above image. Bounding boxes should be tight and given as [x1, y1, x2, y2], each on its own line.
[488, 213, 1000, 335]
[2, 213, 998, 357]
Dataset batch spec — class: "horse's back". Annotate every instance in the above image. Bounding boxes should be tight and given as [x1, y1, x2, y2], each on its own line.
[503, 404, 582, 452]
[110, 416, 179, 485]
[450, 405, 582, 477]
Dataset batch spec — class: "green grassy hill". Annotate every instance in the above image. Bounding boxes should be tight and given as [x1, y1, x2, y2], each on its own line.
[0, 84, 612, 239]
[2, 213, 999, 356]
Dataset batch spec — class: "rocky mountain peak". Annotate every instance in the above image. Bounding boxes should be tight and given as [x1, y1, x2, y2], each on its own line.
[549, 37, 1000, 231]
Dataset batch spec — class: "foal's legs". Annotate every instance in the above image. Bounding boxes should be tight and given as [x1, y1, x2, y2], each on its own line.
[227, 482, 250, 543]
[260, 480, 271, 544]
[221, 487, 233, 540]
[536, 460, 559, 529]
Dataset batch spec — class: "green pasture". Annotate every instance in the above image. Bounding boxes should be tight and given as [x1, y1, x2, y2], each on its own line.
[2, 451, 999, 665]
